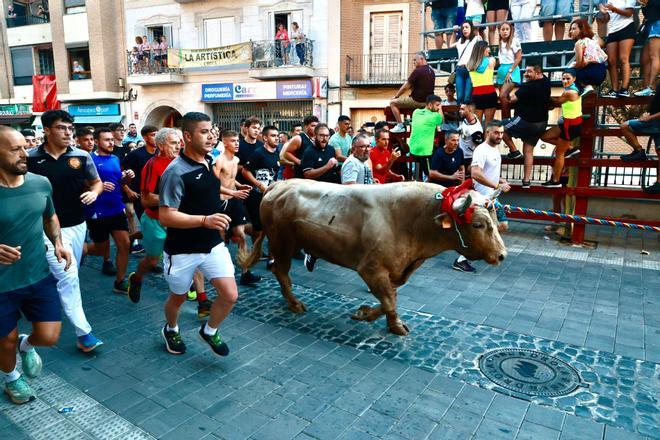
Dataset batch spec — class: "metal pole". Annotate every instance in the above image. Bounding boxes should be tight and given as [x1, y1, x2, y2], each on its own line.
[421, 1, 426, 52]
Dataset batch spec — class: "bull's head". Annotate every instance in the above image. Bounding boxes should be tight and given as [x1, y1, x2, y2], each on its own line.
[435, 190, 507, 265]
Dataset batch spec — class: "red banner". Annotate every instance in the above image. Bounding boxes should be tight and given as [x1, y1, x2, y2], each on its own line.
[32, 75, 60, 112]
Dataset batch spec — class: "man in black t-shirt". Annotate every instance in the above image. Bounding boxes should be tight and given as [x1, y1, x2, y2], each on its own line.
[236, 117, 263, 185]
[428, 131, 465, 187]
[301, 124, 340, 183]
[122, 125, 158, 221]
[502, 64, 552, 188]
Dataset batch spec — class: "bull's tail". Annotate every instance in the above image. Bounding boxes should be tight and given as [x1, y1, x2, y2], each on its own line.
[237, 233, 266, 269]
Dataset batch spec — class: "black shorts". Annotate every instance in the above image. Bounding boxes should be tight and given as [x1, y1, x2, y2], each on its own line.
[487, 0, 509, 11]
[504, 116, 548, 146]
[245, 192, 264, 232]
[559, 121, 582, 141]
[0, 274, 60, 338]
[607, 23, 636, 44]
[472, 92, 498, 110]
[87, 213, 129, 243]
[221, 198, 248, 229]
[559, 176, 569, 185]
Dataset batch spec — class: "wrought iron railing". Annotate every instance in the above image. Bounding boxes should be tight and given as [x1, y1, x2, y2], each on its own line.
[5, 14, 49, 27]
[126, 51, 182, 75]
[345, 53, 415, 85]
[250, 38, 314, 69]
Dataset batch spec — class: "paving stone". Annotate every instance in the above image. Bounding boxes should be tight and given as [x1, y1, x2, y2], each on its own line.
[474, 418, 518, 439]
[559, 415, 606, 440]
[524, 404, 566, 430]
[302, 406, 356, 439]
[251, 412, 309, 440]
[515, 421, 561, 440]
[485, 394, 529, 428]
[351, 409, 398, 438]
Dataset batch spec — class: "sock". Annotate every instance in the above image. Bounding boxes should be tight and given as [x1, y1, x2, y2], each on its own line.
[4, 368, 21, 383]
[456, 255, 467, 263]
[204, 323, 217, 336]
[197, 291, 207, 302]
[166, 324, 179, 333]
[19, 336, 33, 353]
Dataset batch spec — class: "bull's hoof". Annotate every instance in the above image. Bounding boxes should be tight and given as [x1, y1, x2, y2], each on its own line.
[388, 321, 410, 336]
[351, 305, 381, 322]
[288, 301, 307, 313]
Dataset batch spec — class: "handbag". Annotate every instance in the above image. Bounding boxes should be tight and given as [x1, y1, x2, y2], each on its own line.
[448, 43, 470, 84]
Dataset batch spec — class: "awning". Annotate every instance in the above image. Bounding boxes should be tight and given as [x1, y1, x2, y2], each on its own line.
[0, 115, 34, 125]
[73, 115, 124, 124]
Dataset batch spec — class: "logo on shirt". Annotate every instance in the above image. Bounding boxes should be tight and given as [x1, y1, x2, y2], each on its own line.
[195, 173, 203, 180]
[68, 157, 82, 169]
[37, 159, 46, 164]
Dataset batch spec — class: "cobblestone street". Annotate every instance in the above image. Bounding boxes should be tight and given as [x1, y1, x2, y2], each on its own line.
[1, 223, 659, 440]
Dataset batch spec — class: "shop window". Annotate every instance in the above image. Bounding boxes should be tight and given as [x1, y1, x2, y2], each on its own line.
[11, 47, 34, 86]
[204, 17, 238, 47]
[68, 47, 91, 80]
[64, 0, 85, 14]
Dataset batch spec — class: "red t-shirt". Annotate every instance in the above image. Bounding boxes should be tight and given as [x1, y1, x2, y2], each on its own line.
[141, 155, 173, 219]
[370, 147, 391, 184]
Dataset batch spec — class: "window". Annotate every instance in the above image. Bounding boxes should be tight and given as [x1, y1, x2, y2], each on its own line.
[268, 10, 302, 40]
[68, 46, 91, 80]
[37, 46, 55, 75]
[369, 12, 404, 80]
[147, 24, 173, 48]
[5, 0, 49, 27]
[11, 47, 34, 86]
[204, 17, 238, 47]
[64, 0, 85, 14]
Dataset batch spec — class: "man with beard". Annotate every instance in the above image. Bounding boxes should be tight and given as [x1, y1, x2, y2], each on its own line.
[280, 115, 318, 179]
[341, 134, 375, 185]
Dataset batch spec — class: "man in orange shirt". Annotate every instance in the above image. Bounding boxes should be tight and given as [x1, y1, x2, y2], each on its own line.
[370, 129, 404, 184]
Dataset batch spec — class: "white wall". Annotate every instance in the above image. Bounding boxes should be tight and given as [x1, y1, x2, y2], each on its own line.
[6, 23, 51, 47]
[63, 13, 89, 45]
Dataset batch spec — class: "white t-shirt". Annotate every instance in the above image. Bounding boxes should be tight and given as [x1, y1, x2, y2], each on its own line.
[607, 0, 636, 34]
[498, 38, 522, 65]
[456, 36, 482, 66]
[465, 0, 485, 17]
[458, 118, 483, 159]
[471, 141, 502, 197]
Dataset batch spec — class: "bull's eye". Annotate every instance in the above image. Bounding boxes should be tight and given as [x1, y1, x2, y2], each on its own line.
[472, 222, 484, 229]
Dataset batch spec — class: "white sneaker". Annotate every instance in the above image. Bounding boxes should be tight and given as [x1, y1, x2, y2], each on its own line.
[634, 87, 655, 97]
[580, 85, 594, 96]
[390, 123, 406, 133]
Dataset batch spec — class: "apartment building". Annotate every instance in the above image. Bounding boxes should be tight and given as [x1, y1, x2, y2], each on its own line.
[0, 0, 127, 128]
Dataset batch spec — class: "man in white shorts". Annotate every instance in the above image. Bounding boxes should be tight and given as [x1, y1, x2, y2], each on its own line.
[158, 112, 238, 356]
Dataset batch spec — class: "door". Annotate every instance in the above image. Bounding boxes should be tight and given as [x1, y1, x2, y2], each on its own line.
[368, 12, 404, 82]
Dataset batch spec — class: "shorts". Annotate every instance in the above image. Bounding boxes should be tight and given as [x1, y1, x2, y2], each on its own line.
[539, 0, 571, 23]
[220, 198, 248, 229]
[504, 116, 548, 146]
[0, 274, 61, 338]
[647, 20, 660, 39]
[559, 120, 582, 141]
[164, 243, 235, 295]
[465, 14, 483, 24]
[87, 213, 129, 244]
[628, 119, 660, 147]
[431, 6, 457, 31]
[496, 64, 521, 85]
[579, 0, 606, 13]
[576, 62, 607, 88]
[559, 176, 569, 186]
[472, 92, 498, 110]
[607, 23, 636, 44]
[245, 192, 264, 232]
[487, 0, 509, 11]
[140, 213, 166, 257]
[395, 96, 426, 110]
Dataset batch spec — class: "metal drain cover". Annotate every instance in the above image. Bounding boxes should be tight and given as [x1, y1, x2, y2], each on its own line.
[479, 349, 581, 397]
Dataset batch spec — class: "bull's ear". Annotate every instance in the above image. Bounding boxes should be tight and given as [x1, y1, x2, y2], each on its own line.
[434, 213, 452, 229]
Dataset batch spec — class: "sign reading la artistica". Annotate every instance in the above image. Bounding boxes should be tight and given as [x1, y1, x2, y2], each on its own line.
[168, 42, 252, 68]
[201, 80, 314, 102]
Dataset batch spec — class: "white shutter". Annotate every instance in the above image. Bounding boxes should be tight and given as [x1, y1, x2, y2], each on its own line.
[369, 12, 403, 80]
[220, 17, 238, 45]
[204, 18, 222, 48]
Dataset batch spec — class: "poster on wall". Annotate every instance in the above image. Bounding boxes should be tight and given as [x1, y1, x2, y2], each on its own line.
[168, 42, 252, 69]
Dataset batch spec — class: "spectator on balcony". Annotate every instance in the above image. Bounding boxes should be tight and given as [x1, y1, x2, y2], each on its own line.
[159, 35, 169, 69]
[7, 4, 17, 19]
[621, 86, 659, 168]
[72, 61, 87, 80]
[151, 37, 162, 72]
[291, 22, 306, 65]
[390, 52, 436, 133]
[450, 21, 482, 104]
[569, 18, 608, 95]
[36, 5, 48, 22]
[635, 0, 659, 97]
[275, 23, 290, 65]
[486, 0, 509, 44]
[496, 22, 522, 119]
[510, 0, 535, 43]
[129, 47, 139, 74]
[141, 35, 152, 73]
[539, 0, 571, 41]
[409, 95, 444, 180]
[467, 41, 498, 127]
[370, 129, 404, 183]
[329, 115, 352, 163]
[540, 69, 582, 188]
[441, 83, 460, 132]
[601, 0, 636, 97]
[430, 0, 458, 49]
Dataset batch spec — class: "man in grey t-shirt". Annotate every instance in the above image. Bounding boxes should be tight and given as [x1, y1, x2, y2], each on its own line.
[341, 134, 374, 185]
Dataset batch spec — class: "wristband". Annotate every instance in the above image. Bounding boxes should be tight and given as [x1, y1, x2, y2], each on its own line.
[495, 183, 500, 190]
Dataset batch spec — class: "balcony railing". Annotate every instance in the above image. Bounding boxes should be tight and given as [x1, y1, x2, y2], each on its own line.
[250, 38, 313, 69]
[345, 53, 414, 85]
[5, 14, 49, 27]
[127, 51, 182, 76]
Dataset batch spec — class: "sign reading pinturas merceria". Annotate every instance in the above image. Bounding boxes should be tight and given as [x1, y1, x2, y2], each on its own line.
[201, 80, 313, 102]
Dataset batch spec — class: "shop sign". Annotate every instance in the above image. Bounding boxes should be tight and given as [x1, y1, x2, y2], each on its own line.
[276, 80, 312, 100]
[168, 42, 252, 69]
[0, 104, 32, 115]
[202, 80, 313, 102]
[68, 104, 120, 116]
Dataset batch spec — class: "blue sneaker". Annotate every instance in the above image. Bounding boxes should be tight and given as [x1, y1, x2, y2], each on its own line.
[5, 376, 35, 404]
[77, 333, 103, 353]
[18, 334, 42, 378]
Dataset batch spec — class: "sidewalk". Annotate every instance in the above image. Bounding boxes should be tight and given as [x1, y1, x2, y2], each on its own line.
[1, 222, 658, 439]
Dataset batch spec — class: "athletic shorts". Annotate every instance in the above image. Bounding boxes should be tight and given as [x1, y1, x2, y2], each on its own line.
[431, 6, 457, 31]
[496, 64, 521, 86]
[472, 92, 498, 110]
[220, 199, 248, 229]
[647, 20, 660, 39]
[504, 116, 548, 146]
[539, 0, 571, 23]
[465, 14, 483, 24]
[87, 213, 129, 244]
[140, 213, 166, 257]
[164, 243, 235, 295]
[487, 0, 509, 11]
[607, 23, 636, 44]
[245, 192, 264, 232]
[559, 120, 582, 141]
[628, 119, 660, 147]
[0, 274, 61, 338]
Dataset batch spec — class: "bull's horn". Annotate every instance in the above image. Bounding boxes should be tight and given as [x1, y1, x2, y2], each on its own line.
[453, 194, 472, 216]
[487, 188, 503, 201]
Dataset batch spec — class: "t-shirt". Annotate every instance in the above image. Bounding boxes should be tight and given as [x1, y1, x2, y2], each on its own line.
[141, 155, 173, 220]
[642, 0, 660, 23]
[515, 76, 551, 123]
[87, 153, 125, 219]
[498, 38, 521, 65]
[328, 132, 352, 162]
[27, 145, 99, 228]
[0, 173, 54, 293]
[301, 144, 340, 183]
[456, 36, 481, 66]
[159, 152, 224, 255]
[237, 138, 263, 183]
[409, 108, 443, 156]
[123, 132, 143, 145]
[441, 99, 460, 131]
[471, 142, 502, 197]
[408, 65, 436, 103]
[245, 146, 280, 193]
[123, 146, 156, 192]
[608, 0, 636, 34]
[458, 118, 483, 159]
[112, 144, 131, 164]
[370, 147, 393, 184]
[429, 147, 464, 187]
[465, 0, 485, 16]
[341, 155, 374, 184]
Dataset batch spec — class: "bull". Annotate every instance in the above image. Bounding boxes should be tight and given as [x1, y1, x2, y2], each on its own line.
[238, 179, 507, 336]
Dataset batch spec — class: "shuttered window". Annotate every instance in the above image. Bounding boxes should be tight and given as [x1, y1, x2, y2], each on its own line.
[369, 12, 404, 81]
[204, 17, 238, 48]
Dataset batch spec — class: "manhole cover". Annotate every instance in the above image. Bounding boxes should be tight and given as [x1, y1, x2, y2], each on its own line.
[479, 349, 581, 397]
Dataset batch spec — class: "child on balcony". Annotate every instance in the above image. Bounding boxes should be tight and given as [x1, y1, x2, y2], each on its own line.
[130, 47, 139, 74]
[496, 22, 522, 119]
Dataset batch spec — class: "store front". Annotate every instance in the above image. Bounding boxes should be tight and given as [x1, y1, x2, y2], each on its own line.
[0, 104, 34, 128]
[67, 103, 124, 127]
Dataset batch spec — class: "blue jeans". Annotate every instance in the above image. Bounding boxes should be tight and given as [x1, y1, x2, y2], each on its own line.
[455, 66, 472, 104]
[431, 7, 457, 31]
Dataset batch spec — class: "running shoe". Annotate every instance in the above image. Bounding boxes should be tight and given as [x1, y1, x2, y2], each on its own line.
[304, 253, 317, 272]
[580, 85, 594, 96]
[565, 148, 581, 159]
[127, 272, 142, 303]
[162, 325, 186, 355]
[239, 271, 262, 286]
[521, 181, 531, 189]
[198, 322, 229, 356]
[645, 182, 660, 194]
[541, 180, 562, 188]
[197, 300, 212, 319]
[18, 334, 42, 378]
[130, 243, 145, 254]
[602, 89, 618, 98]
[634, 87, 655, 97]
[621, 150, 647, 162]
[101, 260, 117, 276]
[390, 123, 406, 133]
[452, 259, 476, 273]
[506, 151, 522, 160]
[616, 88, 630, 98]
[4, 376, 35, 404]
[77, 333, 104, 353]
[150, 265, 164, 274]
[266, 259, 275, 270]
[113, 279, 129, 295]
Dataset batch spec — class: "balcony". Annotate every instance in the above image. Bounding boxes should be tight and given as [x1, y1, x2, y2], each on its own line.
[248, 39, 314, 80]
[126, 52, 184, 86]
[345, 53, 413, 86]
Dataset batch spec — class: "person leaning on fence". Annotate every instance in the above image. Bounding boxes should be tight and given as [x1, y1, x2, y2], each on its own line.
[635, 0, 659, 97]
[467, 41, 498, 128]
[450, 20, 482, 105]
[569, 18, 608, 95]
[486, 0, 509, 44]
[430, 0, 458, 49]
[390, 52, 436, 133]
[539, 0, 572, 41]
[291, 22, 305, 64]
[510, 0, 536, 43]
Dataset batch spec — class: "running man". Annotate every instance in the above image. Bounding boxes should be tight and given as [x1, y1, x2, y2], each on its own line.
[159, 112, 238, 356]
[0, 126, 71, 404]
[27, 110, 104, 353]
